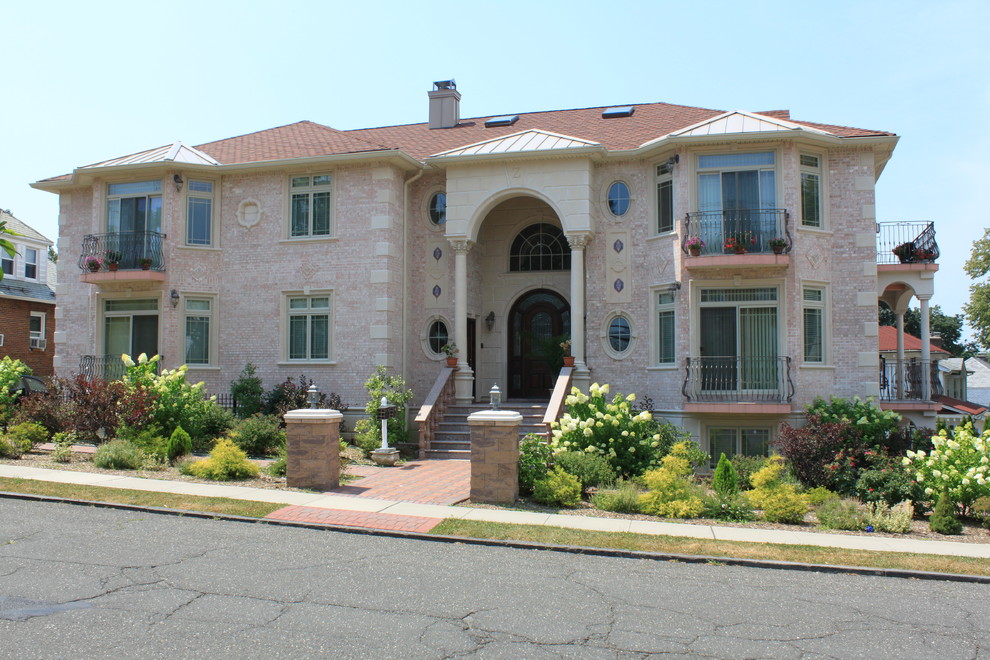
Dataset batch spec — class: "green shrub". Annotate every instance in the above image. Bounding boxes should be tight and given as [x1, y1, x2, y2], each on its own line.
[0, 356, 31, 426]
[358, 367, 413, 448]
[230, 363, 264, 418]
[553, 451, 616, 490]
[0, 436, 24, 458]
[93, 439, 145, 470]
[229, 414, 285, 457]
[50, 431, 77, 463]
[866, 501, 913, 534]
[166, 427, 193, 462]
[703, 493, 755, 522]
[729, 454, 768, 490]
[929, 489, 963, 535]
[591, 480, 641, 513]
[519, 433, 553, 495]
[856, 460, 917, 507]
[12, 378, 75, 436]
[804, 486, 839, 506]
[711, 453, 739, 497]
[182, 439, 259, 481]
[745, 456, 809, 523]
[186, 403, 234, 449]
[972, 496, 990, 529]
[267, 448, 287, 477]
[816, 498, 869, 531]
[638, 442, 706, 518]
[7, 422, 48, 449]
[531, 467, 582, 507]
[122, 427, 167, 462]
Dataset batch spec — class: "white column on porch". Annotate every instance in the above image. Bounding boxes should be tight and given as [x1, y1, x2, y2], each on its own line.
[567, 232, 593, 389]
[895, 310, 905, 399]
[919, 295, 932, 400]
[450, 238, 474, 402]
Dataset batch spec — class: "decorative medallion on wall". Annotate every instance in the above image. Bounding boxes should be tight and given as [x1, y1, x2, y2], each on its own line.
[427, 241, 449, 309]
[806, 252, 829, 271]
[433, 246, 443, 261]
[300, 262, 319, 281]
[605, 229, 632, 304]
[186, 263, 220, 287]
[236, 199, 263, 228]
[432, 285, 442, 299]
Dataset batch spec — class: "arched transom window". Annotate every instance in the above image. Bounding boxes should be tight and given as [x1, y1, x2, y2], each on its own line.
[509, 223, 571, 272]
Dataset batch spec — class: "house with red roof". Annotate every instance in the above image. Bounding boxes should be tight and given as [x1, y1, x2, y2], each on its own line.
[32, 81, 940, 458]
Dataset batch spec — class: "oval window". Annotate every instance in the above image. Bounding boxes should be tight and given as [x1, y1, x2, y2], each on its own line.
[607, 181, 630, 216]
[428, 320, 449, 355]
[608, 315, 631, 353]
[428, 193, 447, 226]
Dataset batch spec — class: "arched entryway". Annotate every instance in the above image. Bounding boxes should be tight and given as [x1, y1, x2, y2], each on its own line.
[508, 289, 570, 399]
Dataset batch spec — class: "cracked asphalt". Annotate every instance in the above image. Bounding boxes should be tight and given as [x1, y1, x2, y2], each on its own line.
[2, 499, 989, 659]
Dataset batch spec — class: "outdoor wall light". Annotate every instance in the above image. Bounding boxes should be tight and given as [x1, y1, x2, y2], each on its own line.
[170, 289, 180, 308]
[173, 174, 184, 191]
[485, 311, 495, 331]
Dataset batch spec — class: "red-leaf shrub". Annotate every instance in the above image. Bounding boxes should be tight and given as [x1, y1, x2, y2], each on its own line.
[775, 416, 855, 489]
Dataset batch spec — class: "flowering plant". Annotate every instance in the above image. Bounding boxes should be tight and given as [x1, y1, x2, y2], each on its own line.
[549, 383, 688, 477]
[84, 256, 103, 270]
[767, 237, 788, 249]
[685, 236, 705, 250]
[723, 232, 755, 253]
[902, 425, 990, 515]
[559, 338, 571, 354]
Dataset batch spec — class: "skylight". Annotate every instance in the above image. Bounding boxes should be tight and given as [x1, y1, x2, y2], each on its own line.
[602, 106, 635, 119]
[485, 115, 519, 127]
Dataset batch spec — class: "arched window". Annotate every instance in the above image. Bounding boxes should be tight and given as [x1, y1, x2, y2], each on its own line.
[428, 193, 446, 226]
[509, 223, 571, 272]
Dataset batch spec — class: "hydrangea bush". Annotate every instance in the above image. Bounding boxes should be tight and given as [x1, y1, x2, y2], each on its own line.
[549, 383, 684, 477]
[0, 356, 31, 425]
[902, 426, 990, 515]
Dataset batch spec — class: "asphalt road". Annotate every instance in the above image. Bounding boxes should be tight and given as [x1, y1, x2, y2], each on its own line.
[1, 498, 988, 659]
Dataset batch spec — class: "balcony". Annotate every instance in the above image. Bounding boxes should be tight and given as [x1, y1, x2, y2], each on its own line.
[682, 356, 794, 413]
[876, 221, 938, 267]
[879, 357, 943, 411]
[78, 354, 163, 381]
[682, 209, 791, 269]
[78, 232, 167, 283]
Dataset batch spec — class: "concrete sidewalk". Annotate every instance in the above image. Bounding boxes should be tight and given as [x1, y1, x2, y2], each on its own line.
[2, 463, 988, 559]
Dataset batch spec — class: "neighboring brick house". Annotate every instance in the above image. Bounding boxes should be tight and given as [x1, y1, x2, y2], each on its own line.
[0, 210, 56, 378]
[32, 82, 940, 458]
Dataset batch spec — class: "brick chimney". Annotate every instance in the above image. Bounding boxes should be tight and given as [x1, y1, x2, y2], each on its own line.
[930, 333, 943, 349]
[428, 80, 460, 129]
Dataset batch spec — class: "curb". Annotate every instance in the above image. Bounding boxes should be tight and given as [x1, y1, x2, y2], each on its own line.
[4, 490, 989, 585]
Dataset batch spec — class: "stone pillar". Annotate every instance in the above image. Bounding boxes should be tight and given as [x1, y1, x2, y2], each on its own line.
[919, 295, 932, 400]
[451, 238, 475, 402]
[467, 410, 522, 503]
[285, 409, 342, 491]
[567, 232, 592, 393]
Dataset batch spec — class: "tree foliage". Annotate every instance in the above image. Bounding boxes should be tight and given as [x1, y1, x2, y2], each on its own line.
[964, 228, 990, 350]
[0, 218, 18, 282]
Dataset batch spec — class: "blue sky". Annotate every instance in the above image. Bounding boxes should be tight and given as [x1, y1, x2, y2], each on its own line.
[2, 0, 987, 332]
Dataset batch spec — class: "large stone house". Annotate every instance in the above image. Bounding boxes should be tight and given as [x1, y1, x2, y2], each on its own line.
[0, 210, 56, 378]
[33, 82, 940, 458]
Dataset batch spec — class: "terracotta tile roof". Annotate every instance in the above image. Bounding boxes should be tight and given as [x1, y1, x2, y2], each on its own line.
[937, 395, 988, 416]
[195, 120, 395, 165]
[878, 325, 951, 356]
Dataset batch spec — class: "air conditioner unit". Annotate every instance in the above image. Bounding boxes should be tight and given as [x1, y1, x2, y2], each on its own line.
[30, 337, 46, 350]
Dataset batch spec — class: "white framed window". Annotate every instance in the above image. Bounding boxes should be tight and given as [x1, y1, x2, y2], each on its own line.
[107, 180, 163, 234]
[607, 181, 631, 217]
[186, 180, 215, 246]
[287, 294, 332, 361]
[655, 162, 674, 233]
[289, 174, 333, 238]
[23, 248, 38, 280]
[29, 312, 45, 350]
[1, 250, 12, 276]
[428, 192, 447, 226]
[802, 286, 826, 363]
[183, 297, 215, 365]
[655, 290, 676, 365]
[103, 298, 160, 359]
[799, 154, 822, 228]
[708, 427, 771, 466]
[601, 311, 634, 359]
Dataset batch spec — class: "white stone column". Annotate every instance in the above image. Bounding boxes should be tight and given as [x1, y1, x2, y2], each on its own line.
[567, 233, 592, 392]
[919, 295, 932, 400]
[451, 238, 474, 402]
[895, 310, 905, 399]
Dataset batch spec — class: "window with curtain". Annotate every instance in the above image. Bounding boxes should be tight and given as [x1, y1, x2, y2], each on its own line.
[107, 180, 163, 234]
[23, 248, 37, 279]
[186, 180, 214, 246]
[699, 287, 778, 391]
[697, 152, 777, 250]
[656, 291, 675, 364]
[803, 287, 825, 363]
[290, 174, 333, 238]
[184, 298, 213, 365]
[708, 427, 771, 466]
[655, 162, 673, 232]
[288, 295, 331, 360]
[800, 154, 822, 228]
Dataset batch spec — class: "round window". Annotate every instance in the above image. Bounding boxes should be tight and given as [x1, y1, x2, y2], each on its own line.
[428, 320, 449, 355]
[608, 315, 631, 353]
[607, 181, 630, 217]
[428, 192, 447, 226]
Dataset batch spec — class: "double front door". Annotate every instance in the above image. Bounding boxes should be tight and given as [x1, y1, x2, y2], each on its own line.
[508, 289, 570, 399]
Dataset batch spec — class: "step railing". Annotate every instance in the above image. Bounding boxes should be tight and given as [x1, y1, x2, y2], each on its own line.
[414, 366, 456, 459]
[542, 366, 574, 437]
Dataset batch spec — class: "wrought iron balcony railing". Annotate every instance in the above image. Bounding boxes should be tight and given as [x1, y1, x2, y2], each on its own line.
[876, 221, 938, 265]
[78, 231, 166, 272]
[78, 355, 162, 381]
[879, 357, 943, 401]
[682, 356, 794, 403]
[683, 209, 791, 256]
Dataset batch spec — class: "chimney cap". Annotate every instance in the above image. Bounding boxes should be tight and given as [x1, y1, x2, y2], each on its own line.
[433, 79, 456, 91]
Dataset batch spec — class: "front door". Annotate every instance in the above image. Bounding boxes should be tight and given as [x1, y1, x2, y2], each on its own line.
[508, 289, 570, 399]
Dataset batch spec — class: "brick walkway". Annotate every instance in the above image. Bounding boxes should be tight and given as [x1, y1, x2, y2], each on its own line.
[265, 505, 442, 534]
[333, 459, 470, 506]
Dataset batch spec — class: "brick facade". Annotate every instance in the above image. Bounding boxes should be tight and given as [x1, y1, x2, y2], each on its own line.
[0, 298, 55, 378]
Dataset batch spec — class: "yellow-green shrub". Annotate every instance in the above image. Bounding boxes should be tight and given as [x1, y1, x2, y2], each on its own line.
[638, 441, 705, 518]
[181, 438, 259, 481]
[531, 467, 582, 507]
[746, 456, 809, 523]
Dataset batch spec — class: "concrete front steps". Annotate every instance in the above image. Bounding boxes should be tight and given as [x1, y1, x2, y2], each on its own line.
[425, 402, 548, 459]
